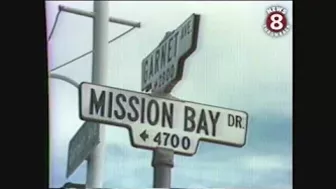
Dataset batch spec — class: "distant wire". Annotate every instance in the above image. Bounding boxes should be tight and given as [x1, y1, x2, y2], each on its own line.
[49, 26, 137, 72]
[48, 9, 62, 41]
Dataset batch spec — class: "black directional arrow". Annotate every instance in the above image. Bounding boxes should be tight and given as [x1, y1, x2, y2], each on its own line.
[140, 130, 149, 142]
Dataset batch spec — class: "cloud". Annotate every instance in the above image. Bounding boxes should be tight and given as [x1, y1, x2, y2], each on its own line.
[171, 149, 291, 188]
[241, 155, 291, 171]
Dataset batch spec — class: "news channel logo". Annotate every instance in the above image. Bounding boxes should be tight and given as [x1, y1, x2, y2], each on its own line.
[263, 5, 291, 38]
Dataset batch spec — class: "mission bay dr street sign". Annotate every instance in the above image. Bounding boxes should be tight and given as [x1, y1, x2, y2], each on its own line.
[79, 82, 248, 156]
[141, 14, 200, 94]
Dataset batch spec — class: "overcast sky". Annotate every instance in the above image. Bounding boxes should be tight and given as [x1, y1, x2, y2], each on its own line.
[47, 1, 292, 188]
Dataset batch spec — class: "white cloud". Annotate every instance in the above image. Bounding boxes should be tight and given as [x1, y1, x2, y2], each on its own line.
[241, 155, 291, 171]
[50, 139, 292, 188]
[172, 153, 291, 186]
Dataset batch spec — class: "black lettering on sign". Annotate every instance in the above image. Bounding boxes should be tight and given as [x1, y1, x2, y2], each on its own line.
[114, 94, 126, 120]
[153, 132, 191, 151]
[162, 102, 173, 128]
[153, 132, 161, 145]
[196, 109, 209, 136]
[163, 132, 170, 146]
[184, 106, 196, 132]
[180, 23, 189, 40]
[171, 134, 179, 148]
[153, 80, 158, 89]
[89, 89, 105, 117]
[170, 64, 175, 78]
[162, 71, 166, 85]
[236, 115, 243, 129]
[140, 98, 146, 123]
[155, 50, 160, 74]
[158, 73, 163, 88]
[143, 60, 148, 84]
[228, 114, 244, 129]
[165, 68, 170, 83]
[168, 37, 174, 63]
[107, 92, 113, 118]
[149, 56, 154, 79]
[173, 32, 179, 57]
[147, 100, 159, 125]
[181, 136, 190, 150]
[228, 114, 234, 126]
[128, 96, 139, 122]
[209, 111, 220, 137]
[160, 43, 167, 69]
[187, 20, 192, 34]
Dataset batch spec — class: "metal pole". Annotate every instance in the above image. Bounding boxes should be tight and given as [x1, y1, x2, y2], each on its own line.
[85, 1, 109, 188]
[151, 93, 175, 188]
[59, 5, 141, 28]
[49, 73, 79, 89]
[152, 148, 174, 188]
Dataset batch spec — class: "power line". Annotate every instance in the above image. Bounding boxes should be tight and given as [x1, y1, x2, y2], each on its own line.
[48, 9, 62, 41]
[49, 26, 137, 72]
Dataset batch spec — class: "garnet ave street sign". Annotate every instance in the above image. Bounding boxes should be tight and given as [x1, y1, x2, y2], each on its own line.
[79, 82, 248, 156]
[66, 121, 100, 178]
[141, 14, 200, 94]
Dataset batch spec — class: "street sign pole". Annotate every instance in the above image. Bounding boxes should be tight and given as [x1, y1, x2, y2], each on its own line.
[152, 147, 174, 188]
[86, 1, 109, 188]
[151, 93, 175, 188]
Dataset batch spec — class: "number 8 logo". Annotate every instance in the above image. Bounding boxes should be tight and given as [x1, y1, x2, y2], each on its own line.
[266, 12, 287, 32]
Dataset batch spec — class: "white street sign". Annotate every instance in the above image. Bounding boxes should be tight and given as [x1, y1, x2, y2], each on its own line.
[66, 121, 99, 178]
[79, 82, 248, 156]
[141, 14, 200, 94]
